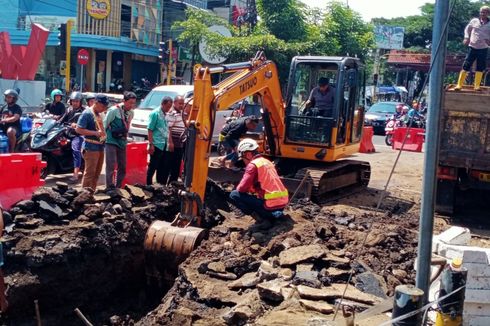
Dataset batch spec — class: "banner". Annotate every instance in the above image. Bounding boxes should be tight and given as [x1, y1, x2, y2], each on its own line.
[375, 25, 405, 50]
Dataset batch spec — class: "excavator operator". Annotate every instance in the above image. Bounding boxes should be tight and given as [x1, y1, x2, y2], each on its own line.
[229, 138, 289, 228]
[304, 77, 336, 117]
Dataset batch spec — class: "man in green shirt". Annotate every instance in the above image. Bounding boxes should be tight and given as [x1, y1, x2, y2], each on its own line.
[147, 96, 174, 185]
[103, 91, 136, 188]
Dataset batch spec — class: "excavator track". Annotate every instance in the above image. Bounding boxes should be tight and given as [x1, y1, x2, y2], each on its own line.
[294, 160, 371, 203]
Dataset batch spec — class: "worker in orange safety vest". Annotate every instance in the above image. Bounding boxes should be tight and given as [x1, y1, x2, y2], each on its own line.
[229, 138, 289, 226]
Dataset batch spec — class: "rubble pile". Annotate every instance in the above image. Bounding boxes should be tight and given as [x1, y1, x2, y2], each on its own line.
[138, 197, 419, 326]
[2, 182, 192, 324]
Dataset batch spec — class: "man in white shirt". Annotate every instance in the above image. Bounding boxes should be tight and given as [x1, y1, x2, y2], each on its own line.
[454, 6, 490, 90]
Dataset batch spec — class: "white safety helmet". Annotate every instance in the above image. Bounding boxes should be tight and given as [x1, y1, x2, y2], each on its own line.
[237, 138, 259, 158]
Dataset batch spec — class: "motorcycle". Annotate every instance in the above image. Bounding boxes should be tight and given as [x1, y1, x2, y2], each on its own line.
[30, 118, 75, 179]
[384, 115, 404, 146]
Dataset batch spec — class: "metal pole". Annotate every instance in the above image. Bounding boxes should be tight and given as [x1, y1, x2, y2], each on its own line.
[65, 19, 73, 93]
[80, 65, 84, 92]
[167, 38, 173, 85]
[415, 0, 449, 303]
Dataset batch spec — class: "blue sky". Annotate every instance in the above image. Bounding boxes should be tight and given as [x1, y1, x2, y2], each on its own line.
[299, 0, 436, 22]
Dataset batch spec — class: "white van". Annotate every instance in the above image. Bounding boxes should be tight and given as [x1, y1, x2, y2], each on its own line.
[129, 85, 194, 140]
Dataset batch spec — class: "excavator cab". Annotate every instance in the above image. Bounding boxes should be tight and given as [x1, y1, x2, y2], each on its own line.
[285, 56, 365, 149]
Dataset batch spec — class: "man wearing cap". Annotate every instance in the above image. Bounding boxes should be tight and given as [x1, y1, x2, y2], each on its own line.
[104, 91, 136, 188]
[304, 77, 336, 117]
[229, 138, 289, 228]
[76, 94, 108, 190]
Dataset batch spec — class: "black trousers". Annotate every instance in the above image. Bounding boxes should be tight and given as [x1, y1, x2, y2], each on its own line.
[160, 147, 184, 185]
[463, 47, 488, 72]
[147, 147, 167, 185]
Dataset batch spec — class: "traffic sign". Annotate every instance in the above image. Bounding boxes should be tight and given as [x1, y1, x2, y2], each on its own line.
[77, 49, 89, 65]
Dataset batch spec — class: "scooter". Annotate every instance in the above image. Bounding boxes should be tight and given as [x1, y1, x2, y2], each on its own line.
[384, 115, 404, 146]
[30, 118, 74, 179]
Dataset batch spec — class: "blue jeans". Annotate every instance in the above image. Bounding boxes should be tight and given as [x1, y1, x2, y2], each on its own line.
[223, 138, 239, 163]
[229, 190, 283, 219]
[71, 136, 83, 168]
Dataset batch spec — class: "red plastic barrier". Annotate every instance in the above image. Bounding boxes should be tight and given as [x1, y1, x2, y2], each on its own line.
[359, 126, 375, 153]
[392, 127, 425, 152]
[0, 153, 45, 210]
[122, 141, 149, 187]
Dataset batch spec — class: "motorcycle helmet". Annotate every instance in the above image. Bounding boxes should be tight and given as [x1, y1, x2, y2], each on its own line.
[237, 138, 259, 159]
[69, 91, 83, 104]
[51, 89, 63, 101]
[4, 89, 19, 103]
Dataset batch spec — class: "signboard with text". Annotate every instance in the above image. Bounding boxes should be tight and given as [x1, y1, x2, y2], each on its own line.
[375, 25, 405, 50]
[86, 0, 111, 20]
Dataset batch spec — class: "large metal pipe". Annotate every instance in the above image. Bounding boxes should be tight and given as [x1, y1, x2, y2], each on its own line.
[415, 0, 449, 302]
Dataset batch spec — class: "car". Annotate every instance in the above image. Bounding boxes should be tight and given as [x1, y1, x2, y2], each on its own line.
[364, 101, 406, 135]
[129, 85, 194, 140]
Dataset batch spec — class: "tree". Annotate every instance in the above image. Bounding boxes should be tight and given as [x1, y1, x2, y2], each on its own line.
[319, 2, 375, 59]
[256, 0, 308, 41]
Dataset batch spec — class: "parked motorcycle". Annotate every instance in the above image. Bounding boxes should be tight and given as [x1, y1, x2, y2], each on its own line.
[30, 118, 74, 179]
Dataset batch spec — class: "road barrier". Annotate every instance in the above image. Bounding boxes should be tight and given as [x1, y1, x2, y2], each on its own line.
[122, 141, 148, 187]
[392, 127, 425, 152]
[359, 126, 375, 153]
[0, 153, 46, 209]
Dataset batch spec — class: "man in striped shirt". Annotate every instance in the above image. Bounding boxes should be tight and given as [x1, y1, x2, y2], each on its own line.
[162, 95, 187, 184]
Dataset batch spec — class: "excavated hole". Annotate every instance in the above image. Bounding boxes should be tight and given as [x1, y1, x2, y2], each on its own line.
[3, 182, 230, 325]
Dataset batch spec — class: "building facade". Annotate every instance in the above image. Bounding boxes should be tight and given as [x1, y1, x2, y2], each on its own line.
[1, 0, 163, 93]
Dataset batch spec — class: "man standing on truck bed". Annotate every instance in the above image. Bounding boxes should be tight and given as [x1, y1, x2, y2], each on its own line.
[454, 6, 490, 91]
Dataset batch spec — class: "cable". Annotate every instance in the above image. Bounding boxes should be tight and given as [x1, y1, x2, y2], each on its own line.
[332, 0, 457, 321]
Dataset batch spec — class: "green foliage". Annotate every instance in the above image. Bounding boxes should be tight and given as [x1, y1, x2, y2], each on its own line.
[171, 4, 375, 81]
[319, 2, 375, 59]
[256, 0, 308, 41]
[371, 0, 490, 53]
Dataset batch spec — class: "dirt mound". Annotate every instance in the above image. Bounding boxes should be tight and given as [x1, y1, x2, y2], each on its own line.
[137, 194, 419, 326]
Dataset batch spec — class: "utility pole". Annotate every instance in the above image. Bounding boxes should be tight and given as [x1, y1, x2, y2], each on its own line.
[415, 0, 449, 303]
[65, 19, 73, 93]
[167, 39, 173, 85]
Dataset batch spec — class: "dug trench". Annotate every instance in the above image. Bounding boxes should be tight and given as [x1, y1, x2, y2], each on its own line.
[2, 181, 228, 325]
[3, 182, 420, 325]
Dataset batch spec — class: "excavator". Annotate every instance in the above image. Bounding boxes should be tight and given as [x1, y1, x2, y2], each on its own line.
[144, 52, 370, 280]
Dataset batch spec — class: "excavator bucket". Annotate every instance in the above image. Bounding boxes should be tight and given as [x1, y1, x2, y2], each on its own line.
[144, 220, 207, 282]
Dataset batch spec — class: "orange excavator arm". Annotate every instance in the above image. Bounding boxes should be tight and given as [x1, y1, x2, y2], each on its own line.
[181, 53, 286, 224]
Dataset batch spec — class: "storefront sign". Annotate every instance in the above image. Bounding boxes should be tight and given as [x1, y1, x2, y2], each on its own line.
[86, 0, 111, 20]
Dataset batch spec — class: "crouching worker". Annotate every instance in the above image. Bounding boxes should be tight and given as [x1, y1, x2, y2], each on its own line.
[229, 139, 289, 225]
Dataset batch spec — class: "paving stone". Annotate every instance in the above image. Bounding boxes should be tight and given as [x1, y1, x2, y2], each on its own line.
[125, 185, 146, 201]
[293, 270, 321, 288]
[279, 244, 326, 266]
[355, 272, 388, 299]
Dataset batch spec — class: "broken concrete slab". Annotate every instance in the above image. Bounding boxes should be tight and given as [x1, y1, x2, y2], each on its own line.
[258, 261, 279, 280]
[279, 244, 325, 266]
[257, 280, 289, 302]
[125, 185, 146, 201]
[228, 272, 261, 289]
[222, 290, 262, 325]
[206, 271, 238, 280]
[293, 270, 321, 288]
[208, 261, 226, 273]
[296, 284, 382, 305]
[355, 272, 388, 299]
[299, 299, 334, 314]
